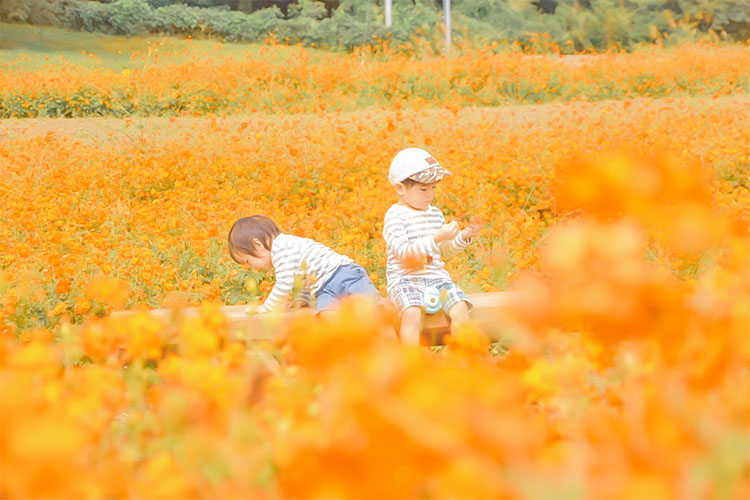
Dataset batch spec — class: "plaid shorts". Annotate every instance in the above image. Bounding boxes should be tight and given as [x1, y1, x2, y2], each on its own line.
[388, 277, 472, 315]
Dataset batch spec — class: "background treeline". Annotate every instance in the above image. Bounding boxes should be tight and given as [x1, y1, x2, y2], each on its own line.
[2, 0, 748, 51]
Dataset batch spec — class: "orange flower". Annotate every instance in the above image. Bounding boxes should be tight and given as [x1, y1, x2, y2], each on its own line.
[0, 43, 748, 498]
[444, 321, 490, 356]
[131, 451, 195, 499]
[73, 296, 92, 315]
[5, 341, 61, 378]
[84, 275, 130, 309]
[55, 279, 70, 295]
[3, 417, 87, 498]
[18, 327, 54, 344]
[398, 247, 432, 271]
[112, 312, 165, 361]
[47, 301, 67, 317]
[81, 317, 122, 361]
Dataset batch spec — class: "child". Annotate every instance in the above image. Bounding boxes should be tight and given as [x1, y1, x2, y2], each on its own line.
[382, 148, 481, 345]
[228, 215, 380, 314]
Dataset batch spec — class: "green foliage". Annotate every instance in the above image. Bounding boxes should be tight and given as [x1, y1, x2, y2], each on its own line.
[68, 1, 113, 33]
[108, 0, 154, 35]
[2, 65, 746, 119]
[669, 0, 750, 40]
[0, 0, 80, 27]
[452, 0, 542, 42]
[1, 0, 748, 48]
[149, 3, 201, 33]
[195, 6, 284, 41]
[548, 0, 661, 50]
[146, 0, 175, 7]
[273, 0, 327, 45]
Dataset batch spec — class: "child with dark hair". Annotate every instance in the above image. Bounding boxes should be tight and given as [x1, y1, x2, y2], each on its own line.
[228, 215, 379, 313]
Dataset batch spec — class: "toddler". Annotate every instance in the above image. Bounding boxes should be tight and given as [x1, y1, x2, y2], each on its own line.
[382, 148, 480, 344]
[229, 215, 379, 314]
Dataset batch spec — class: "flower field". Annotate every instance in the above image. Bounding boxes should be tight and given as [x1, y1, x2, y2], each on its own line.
[1, 38, 750, 499]
[1, 41, 749, 118]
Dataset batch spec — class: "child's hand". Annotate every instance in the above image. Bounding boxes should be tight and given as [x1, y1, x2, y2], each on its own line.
[460, 222, 481, 241]
[434, 221, 460, 243]
[459, 215, 482, 241]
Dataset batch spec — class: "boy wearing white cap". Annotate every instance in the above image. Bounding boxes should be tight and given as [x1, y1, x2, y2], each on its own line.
[383, 147, 481, 345]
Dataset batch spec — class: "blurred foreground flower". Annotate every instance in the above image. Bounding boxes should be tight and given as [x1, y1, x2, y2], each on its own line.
[555, 150, 729, 255]
[85, 275, 130, 310]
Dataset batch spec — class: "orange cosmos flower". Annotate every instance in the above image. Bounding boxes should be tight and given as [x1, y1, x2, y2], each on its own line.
[84, 275, 130, 309]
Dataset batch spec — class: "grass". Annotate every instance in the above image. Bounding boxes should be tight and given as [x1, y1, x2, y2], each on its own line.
[0, 22, 323, 71]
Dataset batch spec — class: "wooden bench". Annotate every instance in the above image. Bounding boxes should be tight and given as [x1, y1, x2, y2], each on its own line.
[111, 292, 521, 345]
[419, 292, 520, 344]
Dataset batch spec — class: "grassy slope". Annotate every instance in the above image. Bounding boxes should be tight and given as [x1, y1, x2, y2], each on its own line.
[0, 22, 323, 70]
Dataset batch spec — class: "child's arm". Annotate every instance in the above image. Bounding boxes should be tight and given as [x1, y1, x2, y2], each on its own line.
[384, 215, 441, 262]
[257, 258, 296, 313]
[438, 233, 471, 260]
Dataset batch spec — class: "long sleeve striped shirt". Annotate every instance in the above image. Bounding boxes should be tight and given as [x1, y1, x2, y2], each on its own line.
[259, 233, 353, 313]
[382, 204, 471, 292]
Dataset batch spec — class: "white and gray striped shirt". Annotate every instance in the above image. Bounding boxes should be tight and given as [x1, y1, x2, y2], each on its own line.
[383, 204, 471, 292]
[259, 233, 353, 312]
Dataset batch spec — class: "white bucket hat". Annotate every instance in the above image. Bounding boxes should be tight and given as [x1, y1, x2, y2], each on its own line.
[388, 147, 452, 186]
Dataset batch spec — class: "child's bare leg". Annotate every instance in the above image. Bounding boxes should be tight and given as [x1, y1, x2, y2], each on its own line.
[380, 324, 399, 340]
[447, 301, 470, 333]
[317, 310, 337, 320]
[400, 307, 422, 346]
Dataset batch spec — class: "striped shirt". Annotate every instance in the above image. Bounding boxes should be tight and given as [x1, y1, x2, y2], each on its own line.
[383, 204, 471, 292]
[259, 233, 353, 312]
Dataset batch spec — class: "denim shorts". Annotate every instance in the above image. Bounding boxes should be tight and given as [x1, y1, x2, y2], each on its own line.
[388, 277, 471, 315]
[315, 264, 380, 312]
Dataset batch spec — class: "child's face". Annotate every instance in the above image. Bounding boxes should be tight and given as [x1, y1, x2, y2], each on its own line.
[397, 181, 438, 211]
[236, 243, 273, 272]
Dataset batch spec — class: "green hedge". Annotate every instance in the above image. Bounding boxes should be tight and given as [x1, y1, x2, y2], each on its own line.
[1, 0, 748, 51]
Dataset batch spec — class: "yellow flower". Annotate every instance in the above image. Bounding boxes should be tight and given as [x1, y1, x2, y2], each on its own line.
[47, 301, 68, 317]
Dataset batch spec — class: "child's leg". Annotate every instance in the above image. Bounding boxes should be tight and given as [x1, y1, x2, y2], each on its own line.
[340, 264, 380, 299]
[317, 310, 338, 320]
[447, 300, 471, 332]
[315, 264, 379, 313]
[400, 306, 422, 346]
[389, 279, 425, 345]
[439, 280, 472, 334]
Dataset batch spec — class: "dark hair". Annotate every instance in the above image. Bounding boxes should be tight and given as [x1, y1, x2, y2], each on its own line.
[228, 215, 280, 263]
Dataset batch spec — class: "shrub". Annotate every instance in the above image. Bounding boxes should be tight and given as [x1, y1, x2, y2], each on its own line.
[6, 0, 749, 50]
[194, 5, 283, 41]
[703, 0, 749, 39]
[1, 0, 80, 26]
[1, 0, 32, 23]
[108, 0, 154, 35]
[146, 0, 175, 7]
[149, 4, 201, 34]
[68, 0, 112, 32]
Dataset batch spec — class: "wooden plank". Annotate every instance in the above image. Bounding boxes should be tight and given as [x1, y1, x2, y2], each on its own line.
[420, 292, 520, 344]
[111, 292, 521, 344]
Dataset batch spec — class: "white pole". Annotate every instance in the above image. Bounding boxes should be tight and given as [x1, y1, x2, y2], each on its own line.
[385, 0, 392, 28]
[443, 0, 451, 52]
